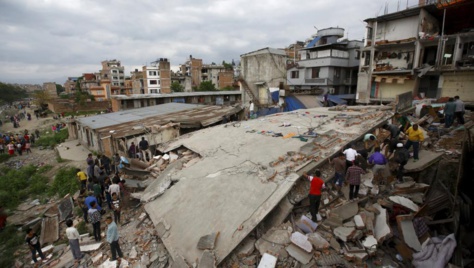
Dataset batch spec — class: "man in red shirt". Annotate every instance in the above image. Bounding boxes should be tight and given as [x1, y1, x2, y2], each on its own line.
[303, 170, 325, 221]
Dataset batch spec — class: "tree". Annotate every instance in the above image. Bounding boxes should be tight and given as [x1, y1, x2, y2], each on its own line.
[170, 81, 184, 93]
[0, 82, 28, 104]
[222, 60, 233, 70]
[196, 81, 216, 91]
[32, 90, 51, 109]
[56, 84, 65, 95]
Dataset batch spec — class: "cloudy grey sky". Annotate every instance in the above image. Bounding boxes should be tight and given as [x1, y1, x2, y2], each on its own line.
[0, 0, 420, 84]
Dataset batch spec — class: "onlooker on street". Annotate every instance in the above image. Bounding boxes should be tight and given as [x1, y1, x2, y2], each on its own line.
[395, 143, 409, 182]
[329, 152, 346, 191]
[65, 219, 83, 263]
[101, 154, 111, 175]
[25, 228, 45, 265]
[76, 169, 88, 190]
[105, 216, 124, 262]
[76, 189, 88, 223]
[139, 137, 150, 161]
[303, 171, 325, 221]
[444, 98, 456, 128]
[128, 142, 137, 159]
[345, 160, 366, 200]
[368, 147, 388, 184]
[249, 101, 255, 119]
[405, 124, 424, 162]
[454, 95, 465, 125]
[88, 201, 102, 242]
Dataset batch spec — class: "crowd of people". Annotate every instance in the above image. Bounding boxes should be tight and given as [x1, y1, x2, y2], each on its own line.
[0, 129, 39, 156]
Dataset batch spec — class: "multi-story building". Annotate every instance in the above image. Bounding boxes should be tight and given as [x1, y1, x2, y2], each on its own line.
[357, 0, 474, 103]
[285, 41, 305, 62]
[287, 27, 362, 95]
[180, 56, 235, 90]
[64, 77, 79, 94]
[130, 69, 144, 94]
[100, 60, 125, 89]
[142, 58, 171, 94]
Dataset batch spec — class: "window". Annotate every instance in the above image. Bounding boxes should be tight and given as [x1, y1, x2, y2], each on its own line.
[112, 70, 118, 74]
[367, 27, 373, 40]
[355, 51, 361, 60]
[311, 68, 320, 78]
[113, 76, 118, 80]
[291, 71, 299, 79]
[334, 68, 341, 78]
[149, 71, 157, 76]
[150, 80, 158, 85]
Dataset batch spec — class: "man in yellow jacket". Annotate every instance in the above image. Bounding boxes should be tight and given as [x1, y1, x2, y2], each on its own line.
[405, 124, 424, 162]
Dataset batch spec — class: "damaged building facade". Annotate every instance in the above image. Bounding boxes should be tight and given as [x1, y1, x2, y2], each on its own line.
[357, 0, 474, 103]
[68, 103, 242, 157]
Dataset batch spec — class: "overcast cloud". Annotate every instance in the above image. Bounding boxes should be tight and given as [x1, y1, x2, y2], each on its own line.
[0, 0, 420, 84]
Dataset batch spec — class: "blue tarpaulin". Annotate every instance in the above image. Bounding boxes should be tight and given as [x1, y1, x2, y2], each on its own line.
[284, 96, 306, 111]
[306, 36, 321, 48]
[270, 90, 279, 103]
[328, 95, 347, 105]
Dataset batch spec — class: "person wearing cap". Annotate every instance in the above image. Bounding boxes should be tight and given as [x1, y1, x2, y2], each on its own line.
[395, 143, 409, 182]
[405, 124, 424, 162]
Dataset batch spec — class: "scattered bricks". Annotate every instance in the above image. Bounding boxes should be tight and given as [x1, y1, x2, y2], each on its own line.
[315, 253, 345, 266]
[343, 249, 368, 264]
[290, 232, 313, 253]
[197, 232, 220, 250]
[307, 232, 329, 250]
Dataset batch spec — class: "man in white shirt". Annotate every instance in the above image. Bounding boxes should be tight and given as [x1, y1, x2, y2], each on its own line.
[454, 96, 465, 125]
[65, 219, 82, 262]
[249, 101, 255, 119]
[108, 181, 120, 197]
[343, 144, 359, 171]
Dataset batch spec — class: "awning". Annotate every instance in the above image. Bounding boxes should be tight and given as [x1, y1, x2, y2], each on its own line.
[306, 36, 321, 48]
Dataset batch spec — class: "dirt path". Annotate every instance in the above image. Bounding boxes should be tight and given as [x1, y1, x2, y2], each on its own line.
[1, 106, 67, 135]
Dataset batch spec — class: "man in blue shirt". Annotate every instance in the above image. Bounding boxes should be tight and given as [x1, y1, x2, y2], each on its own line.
[106, 216, 123, 262]
[84, 192, 102, 211]
[368, 147, 388, 184]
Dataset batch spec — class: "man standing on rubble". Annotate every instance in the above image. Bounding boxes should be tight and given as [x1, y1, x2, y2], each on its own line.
[395, 143, 409, 182]
[303, 171, 325, 221]
[329, 153, 346, 192]
[454, 96, 465, 125]
[343, 144, 359, 172]
[368, 147, 388, 184]
[444, 98, 456, 128]
[405, 124, 424, 162]
[139, 137, 150, 161]
[346, 160, 366, 200]
[383, 123, 400, 140]
[394, 112, 411, 133]
[105, 216, 124, 263]
[88, 201, 102, 242]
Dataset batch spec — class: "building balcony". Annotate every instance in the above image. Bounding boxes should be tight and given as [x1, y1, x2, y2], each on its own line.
[304, 78, 327, 85]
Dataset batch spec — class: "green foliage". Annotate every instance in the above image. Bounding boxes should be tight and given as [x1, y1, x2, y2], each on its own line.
[56, 84, 65, 95]
[76, 221, 88, 235]
[49, 167, 79, 197]
[0, 82, 28, 104]
[0, 154, 13, 163]
[0, 165, 46, 209]
[0, 225, 24, 267]
[37, 165, 53, 174]
[35, 128, 69, 147]
[221, 86, 236, 91]
[222, 60, 234, 70]
[170, 81, 184, 93]
[32, 90, 52, 108]
[196, 81, 217, 92]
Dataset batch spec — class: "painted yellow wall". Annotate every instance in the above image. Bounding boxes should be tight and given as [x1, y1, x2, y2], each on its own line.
[442, 72, 474, 101]
[378, 79, 414, 99]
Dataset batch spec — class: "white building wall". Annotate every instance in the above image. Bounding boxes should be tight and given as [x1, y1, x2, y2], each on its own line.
[376, 16, 419, 41]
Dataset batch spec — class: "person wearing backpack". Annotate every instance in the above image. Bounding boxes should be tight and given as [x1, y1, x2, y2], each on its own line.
[395, 143, 409, 182]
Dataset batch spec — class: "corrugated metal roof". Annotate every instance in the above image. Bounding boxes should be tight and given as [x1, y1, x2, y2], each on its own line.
[76, 103, 202, 129]
[111, 91, 241, 100]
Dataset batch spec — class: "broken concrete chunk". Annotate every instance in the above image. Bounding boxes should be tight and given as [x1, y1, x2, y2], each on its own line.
[329, 237, 341, 251]
[315, 253, 345, 266]
[296, 215, 318, 234]
[129, 246, 138, 259]
[343, 249, 368, 263]
[389, 196, 419, 212]
[330, 201, 358, 221]
[324, 214, 343, 228]
[354, 215, 365, 230]
[257, 253, 277, 268]
[397, 216, 422, 252]
[333, 227, 356, 242]
[197, 250, 216, 268]
[156, 220, 171, 238]
[236, 237, 256, 258]
[395, 181, 416, 189]
[373, 203, 392, 243]
[197, 232, 220, 250]
[255, 229, 291, 260]
[307, 232, 329, 250]
[290, 232, 313, 253]
[362, 235, 377, 250]
[286, 244, 313, 265]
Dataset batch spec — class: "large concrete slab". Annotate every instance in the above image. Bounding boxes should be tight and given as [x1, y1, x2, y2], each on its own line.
[144, 107, 392, 265]
[404, 150, 443, 172]
[56, 139, 92, 162]
[40, 216, 59, 246]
